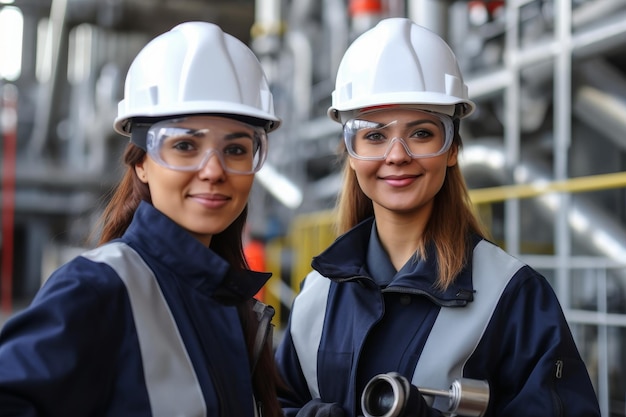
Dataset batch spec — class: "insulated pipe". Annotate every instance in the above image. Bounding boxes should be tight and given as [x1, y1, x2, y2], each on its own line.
[284, 31, 313, 120]
[466, 8, 626, 100]
[408, 0, 451, 38]
[26, 0, 68, 159]
[573, 58, 626, 150]
[571, 0, 626, 29]
[460, 142, 626, 264]
[575, 85, 626, 151]
[325, 0, 349, 76]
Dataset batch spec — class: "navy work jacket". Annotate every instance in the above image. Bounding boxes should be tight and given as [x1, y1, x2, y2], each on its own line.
[275, 217, 601, 417]
[0, 201, 270, 416]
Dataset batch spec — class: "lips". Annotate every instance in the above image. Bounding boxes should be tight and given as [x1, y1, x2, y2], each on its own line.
[188, 192, 230, 208]
[380, 174, 419, 187]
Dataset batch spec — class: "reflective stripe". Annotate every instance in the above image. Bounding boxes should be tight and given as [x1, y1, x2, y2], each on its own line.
[83, 242, 206, 417]
[290, 270, 331, 398]
[411, 240, 523, 410]
[291, 240, 524, 410]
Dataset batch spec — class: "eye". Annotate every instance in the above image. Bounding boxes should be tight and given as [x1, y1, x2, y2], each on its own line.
[410, 128, 435, 140]
[223, 142, 250, 156]
[363, 130, 387, 143]
[168, 136, 199, 153]
[222, 131, 256, 157]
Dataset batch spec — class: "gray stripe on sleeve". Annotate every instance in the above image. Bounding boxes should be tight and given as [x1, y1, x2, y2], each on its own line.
[290, 271, 331, 399]
[83, 242, 206, 417]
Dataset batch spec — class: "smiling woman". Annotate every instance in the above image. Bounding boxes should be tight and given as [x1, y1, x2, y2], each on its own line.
[0, 21, 285, 417]
[133, 115, 262, 247]
[275, 17, 601, 417]
[0, 6, 23, 81]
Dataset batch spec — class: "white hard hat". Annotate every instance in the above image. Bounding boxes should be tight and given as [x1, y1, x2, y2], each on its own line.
[114, 21, 281, 135]
[328, 18, 475, 123]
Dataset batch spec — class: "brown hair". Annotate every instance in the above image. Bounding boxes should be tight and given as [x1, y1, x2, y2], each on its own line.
[335, 119, 489, 290]
[96, 143, 285, 416]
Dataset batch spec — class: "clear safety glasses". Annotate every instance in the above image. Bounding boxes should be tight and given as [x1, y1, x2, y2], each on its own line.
[146, 117, 268, 174]
[343, 110, 454, 161]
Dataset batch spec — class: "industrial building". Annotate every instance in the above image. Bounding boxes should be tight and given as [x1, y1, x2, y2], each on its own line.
[0, 0, 625, 415]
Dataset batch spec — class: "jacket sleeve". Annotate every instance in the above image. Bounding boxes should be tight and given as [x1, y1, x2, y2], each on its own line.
[0, 257, 128, 416]
[474, 266, 601, 417]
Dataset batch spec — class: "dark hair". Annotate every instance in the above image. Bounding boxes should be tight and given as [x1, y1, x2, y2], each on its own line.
[95, 143, 286, 416]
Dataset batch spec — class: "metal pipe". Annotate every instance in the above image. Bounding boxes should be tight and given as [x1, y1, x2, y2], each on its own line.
[466, 10, 626, 100]
[362, 372, 489, 417]
[408, 0, 451, 38]
[460, 143, 626, 265]
[26, 0, 68, 159]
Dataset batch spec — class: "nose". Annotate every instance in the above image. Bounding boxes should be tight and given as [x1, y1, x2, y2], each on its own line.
[197, 150, 227, 181]
[384, 138, 412, 164]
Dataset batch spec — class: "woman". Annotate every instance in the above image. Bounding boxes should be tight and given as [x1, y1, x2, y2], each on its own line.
[0, 22, 284, 416]
[275, 18, 600, 417]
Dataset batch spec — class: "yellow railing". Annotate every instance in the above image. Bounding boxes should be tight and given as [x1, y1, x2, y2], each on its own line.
[469, 171, 626, 203]
[288, 210, 337, 295]
[264, 171, 626, 327]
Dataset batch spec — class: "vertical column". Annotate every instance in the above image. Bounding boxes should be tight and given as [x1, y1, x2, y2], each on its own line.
[554, 0, 573, 307]
[1, 84, 18, 314]
[503, 2, 522, 255]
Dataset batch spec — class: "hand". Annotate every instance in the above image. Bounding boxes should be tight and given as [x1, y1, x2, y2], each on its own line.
[404, 382, 431, 417]
[295, 398, 345, 417]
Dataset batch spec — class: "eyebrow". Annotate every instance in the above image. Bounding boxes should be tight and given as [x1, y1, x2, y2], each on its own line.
[361, 118, 439, 129]
[178, 128, 253, 141]
[404, 119, 440, 128]
[224, 131, 254, 140]
[187, 128, 209, 138]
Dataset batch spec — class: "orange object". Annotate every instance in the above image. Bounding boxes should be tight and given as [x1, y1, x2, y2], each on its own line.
[244, 239, 266, 301]
[349, 0, 383, 16]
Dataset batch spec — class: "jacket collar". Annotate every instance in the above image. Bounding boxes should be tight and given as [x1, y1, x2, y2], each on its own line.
[122, 201, 270, 304]
[312, 217, 478, 307]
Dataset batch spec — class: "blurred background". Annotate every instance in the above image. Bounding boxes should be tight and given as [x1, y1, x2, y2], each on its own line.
[1, 0, 625, 415]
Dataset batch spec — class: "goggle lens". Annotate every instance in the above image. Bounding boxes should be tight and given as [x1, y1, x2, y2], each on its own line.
[343, 111, 454, 160]
[146, 117, 268, 174]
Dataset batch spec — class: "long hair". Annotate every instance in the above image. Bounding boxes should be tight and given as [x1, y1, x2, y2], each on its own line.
[335, 119, 489, 290]
[96, 143, 285, 416]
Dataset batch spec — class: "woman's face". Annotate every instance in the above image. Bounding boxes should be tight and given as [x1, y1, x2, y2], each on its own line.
[347, 108, 457, 219]
[134, 115, 259, 246]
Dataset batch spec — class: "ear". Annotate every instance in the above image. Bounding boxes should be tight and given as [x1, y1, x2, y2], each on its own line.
[348, 157, 356, 171]
[135, 161, 148, 183]
[447, 144, 458, 167]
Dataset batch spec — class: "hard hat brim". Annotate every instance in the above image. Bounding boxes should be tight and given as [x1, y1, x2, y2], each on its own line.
[114, 101, 281, 136]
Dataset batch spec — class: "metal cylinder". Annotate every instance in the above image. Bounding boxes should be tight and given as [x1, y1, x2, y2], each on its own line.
[361, 373, 409, 417]
[448, 378, 490, 417]
[362, 372, 490, 417]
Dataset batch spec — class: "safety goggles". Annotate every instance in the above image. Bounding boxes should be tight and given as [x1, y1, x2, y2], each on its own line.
[145, 117, 268, 174]
[343, 110, 454, 160]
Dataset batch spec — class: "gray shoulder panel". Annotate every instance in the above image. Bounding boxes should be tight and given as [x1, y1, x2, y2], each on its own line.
[290, 270, 331, 399]
[82, 242, 206, 417]
[412, 240, 524, 409]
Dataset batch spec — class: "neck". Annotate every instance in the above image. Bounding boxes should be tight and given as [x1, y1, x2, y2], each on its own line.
[373, 204, 432, 271]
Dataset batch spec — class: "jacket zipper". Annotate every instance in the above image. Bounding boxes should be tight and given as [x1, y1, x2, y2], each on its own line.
[551, 359, 564, 416]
